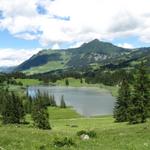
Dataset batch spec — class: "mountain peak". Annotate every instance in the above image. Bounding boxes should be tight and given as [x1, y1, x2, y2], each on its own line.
[82, 39, 114, 47]
[91, 38, 100, 42]
[80, 39, 100, 47]
[87, 39, 101, 45]
[15, 39, 132, 73]
[80, 39, 114, 49]
[75, 38, 130, 56]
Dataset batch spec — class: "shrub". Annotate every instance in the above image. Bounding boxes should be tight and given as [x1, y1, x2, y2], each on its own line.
[77, 130, 97, 138]
[39, 145, 46, 150]
[88, 130, 97, 138]
[76, 130, 87, 136]
[53, 137, 75, 147]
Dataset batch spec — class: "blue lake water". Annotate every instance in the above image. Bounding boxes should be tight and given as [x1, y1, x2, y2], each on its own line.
[28, 86, 116, 116]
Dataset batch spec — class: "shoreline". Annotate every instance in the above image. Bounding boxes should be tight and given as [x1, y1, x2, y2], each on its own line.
[28, 84, 117, 96]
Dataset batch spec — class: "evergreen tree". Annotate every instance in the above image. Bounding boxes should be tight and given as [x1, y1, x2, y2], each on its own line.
[31, 98, 51, 130]
[41, 92, 50, 107]
[35, 90, 47, 109]
[65, 79, 69, 86]
[2, 92, 25, 124]
[60, 95, 66, 108]
[0, 88, 6, 114]
[80, 78, 83, 84]
[51, 95, 57, 107]
[128, 62, 150, 124]
[114, 78, 131, 122]
[24, 96, 33, 114]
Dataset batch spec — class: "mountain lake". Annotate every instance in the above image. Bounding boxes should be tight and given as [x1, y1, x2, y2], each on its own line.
[28, 86, 116, 117]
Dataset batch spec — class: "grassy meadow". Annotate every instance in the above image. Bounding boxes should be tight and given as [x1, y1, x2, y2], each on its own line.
[0, 107, 150, 150]
[15, 79, 41, 86]
[0, 77, 149, 150]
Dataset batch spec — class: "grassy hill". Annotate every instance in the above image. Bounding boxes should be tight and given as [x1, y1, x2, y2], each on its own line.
[0, 107, 150, 150]
[15, 39, 132, 74]
[14, 39, 150, 75]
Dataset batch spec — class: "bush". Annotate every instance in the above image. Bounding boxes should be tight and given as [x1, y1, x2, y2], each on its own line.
[76, 130, 87, 136]
[77, 130, 97, 138]
[88, 130, 97, 138]
[39, 145, 46, 150]
[53, 137, 75, 147]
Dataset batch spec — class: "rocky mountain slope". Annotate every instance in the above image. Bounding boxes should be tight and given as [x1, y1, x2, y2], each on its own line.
[15, 39, 150, 74]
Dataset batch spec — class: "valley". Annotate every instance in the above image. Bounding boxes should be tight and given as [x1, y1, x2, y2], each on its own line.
[0, 39, 150, 150]
[1, 0, 150, 149]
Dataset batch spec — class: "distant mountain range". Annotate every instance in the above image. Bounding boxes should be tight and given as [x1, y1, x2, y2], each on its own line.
[0, 66, 15, 73]
[14, 39, 150, 74]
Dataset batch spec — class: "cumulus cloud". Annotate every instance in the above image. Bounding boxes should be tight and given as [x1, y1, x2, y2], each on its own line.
[70, 42, 83, 48]
[52, 43, 60, 50]
[0, 48, 41, 66]
[14, 33, 38, 40]
[118, 43, 134, 49]
[0, 0, 150, 46]
[109, 13, 140, 33]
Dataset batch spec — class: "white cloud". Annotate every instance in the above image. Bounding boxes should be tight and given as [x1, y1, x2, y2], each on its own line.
[118, 43, 134, 49]
[52, 43, 60, 50]
[70, 42, 83, 48]
[14, 33, 38, 40]
[1, 0, 150, 46]
[0, 48, 41, 66]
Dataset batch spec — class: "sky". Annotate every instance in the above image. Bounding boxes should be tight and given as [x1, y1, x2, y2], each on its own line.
[1, 0, 150, 66]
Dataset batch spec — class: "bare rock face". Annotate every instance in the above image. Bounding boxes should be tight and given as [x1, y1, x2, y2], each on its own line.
[80, 134, 90, 140]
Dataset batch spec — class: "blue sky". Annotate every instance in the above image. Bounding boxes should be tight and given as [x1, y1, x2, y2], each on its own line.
[1, 30, 150, 49]
[0, 0, 150, 66]
[0, 30, 41, 49]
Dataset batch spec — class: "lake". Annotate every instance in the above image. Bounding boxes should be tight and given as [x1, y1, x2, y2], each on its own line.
[28, 86, 116, 117]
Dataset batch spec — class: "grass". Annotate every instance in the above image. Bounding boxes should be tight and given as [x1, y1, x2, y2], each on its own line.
[99, 84, 119, 97]
[56, 78, 88, 87]
[0, 107, 150, 150]
[48, 107, 82, 120]
[22, 51, 71, 75]
[15, 79, 41, 86]
[24, 61, 65, 75]
[56, 77, 118, 97]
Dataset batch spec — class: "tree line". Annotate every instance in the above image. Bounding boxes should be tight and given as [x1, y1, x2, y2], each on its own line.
[1, 66, 135, 87]
[0, 88, 67, 130]
[114, 62, 150, 124]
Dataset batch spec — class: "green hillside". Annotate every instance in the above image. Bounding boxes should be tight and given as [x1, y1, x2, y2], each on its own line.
[15, 39, 150, 74]
[1, 107, 150, 150]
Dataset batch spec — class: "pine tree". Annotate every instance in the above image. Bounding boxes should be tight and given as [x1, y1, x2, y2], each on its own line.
[51, 95, 57, 107]
[31, 98, 51, 130]
[39, 92, 51, 107]
[60, 95, 66, 108]
[24, 96, 33, 114]
[114, 78, 131, 122]
[0, 88, 6, 114]
[65, 79, 69, 86]
[2, 92, 25, 124]
[128, 62, 150, 124]
[80, 78, 83, 84]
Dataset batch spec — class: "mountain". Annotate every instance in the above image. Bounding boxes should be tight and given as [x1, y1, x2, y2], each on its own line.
[0, 66, 15, 73]
[15, 39, 150, 74]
